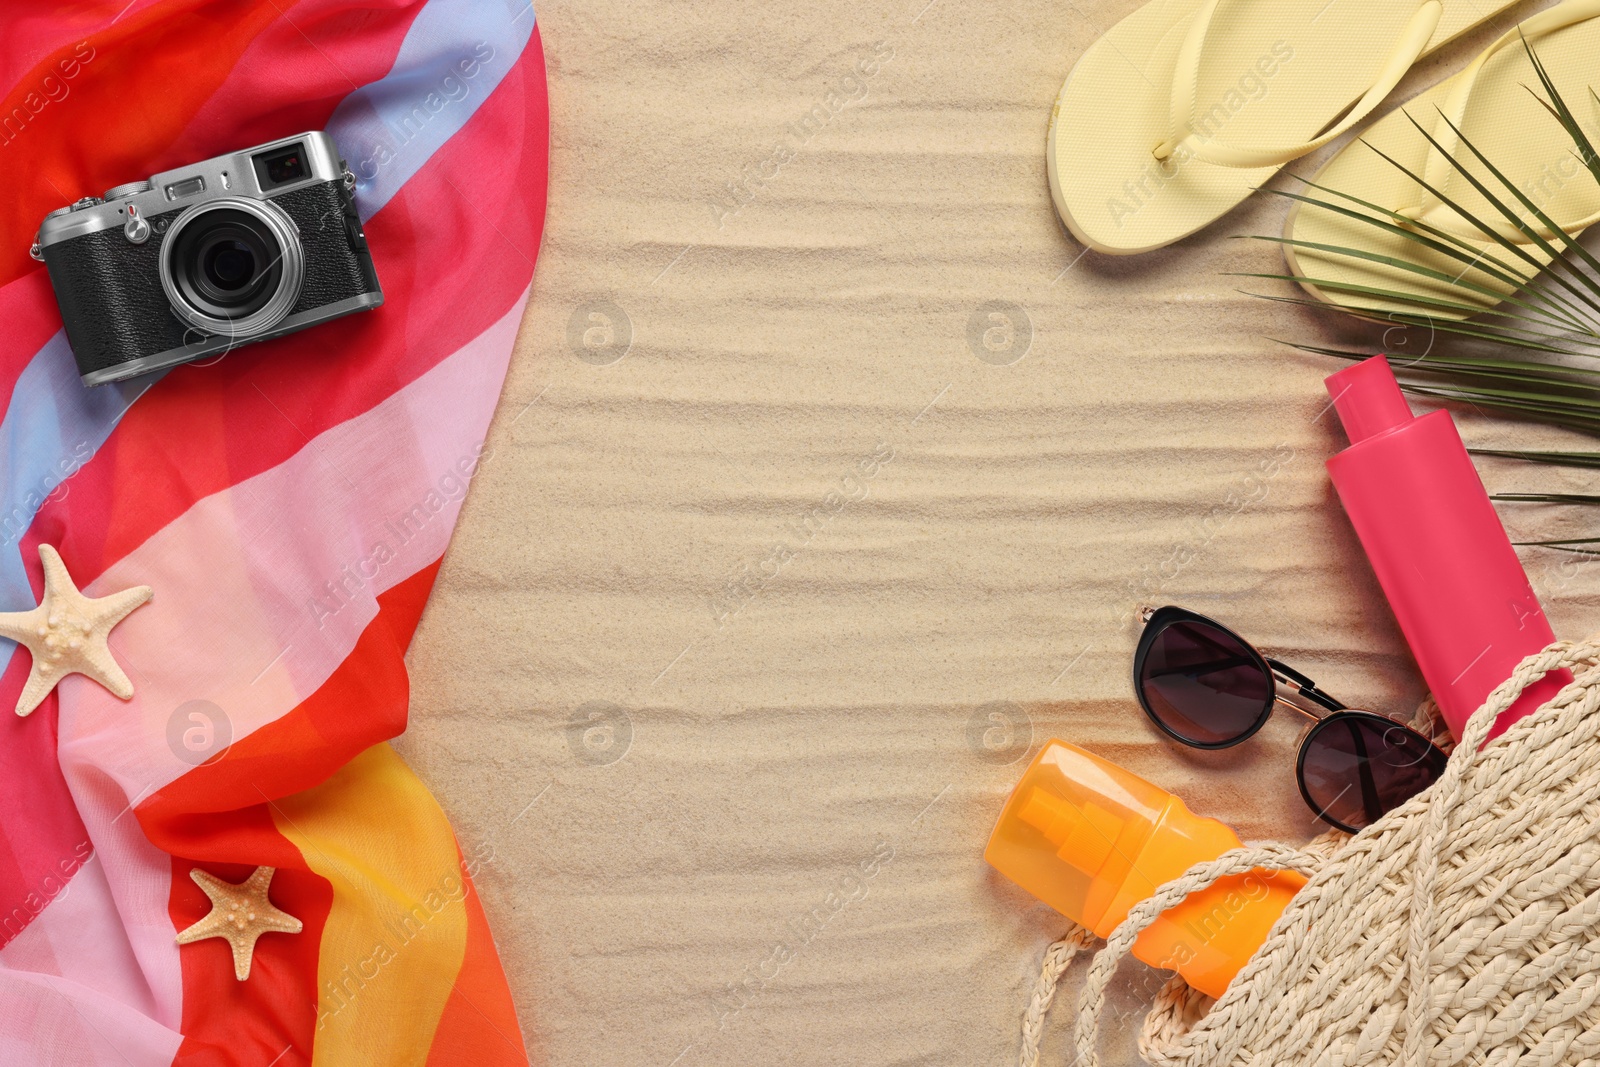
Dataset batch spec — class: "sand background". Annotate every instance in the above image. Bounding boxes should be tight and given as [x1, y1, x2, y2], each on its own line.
[392, 0, 1598, 1063]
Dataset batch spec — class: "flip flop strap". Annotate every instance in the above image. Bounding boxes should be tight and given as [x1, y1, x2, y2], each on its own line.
[1399, 0, 1600, 243]
[1154, 0, 1442, 169]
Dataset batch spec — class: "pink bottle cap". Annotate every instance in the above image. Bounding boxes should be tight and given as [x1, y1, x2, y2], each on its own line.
[1327, 357, 1413, 444]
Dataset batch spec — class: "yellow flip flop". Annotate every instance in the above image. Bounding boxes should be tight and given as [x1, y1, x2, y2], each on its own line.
[1048, 0, 1526, 255]
[1284, 0, 1600, 320]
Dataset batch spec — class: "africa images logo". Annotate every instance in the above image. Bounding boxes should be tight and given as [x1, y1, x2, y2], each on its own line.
[1103, 41, 1293, 230]
[307, 442, 491, 629]
[351, 41, 498, 183]
[0, 41, 95, 148]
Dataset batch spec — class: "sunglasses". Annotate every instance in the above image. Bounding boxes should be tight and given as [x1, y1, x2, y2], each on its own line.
[1133, 606, 1447, 833]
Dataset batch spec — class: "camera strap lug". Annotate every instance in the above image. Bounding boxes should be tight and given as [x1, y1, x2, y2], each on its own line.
[29, 240, 43, 262]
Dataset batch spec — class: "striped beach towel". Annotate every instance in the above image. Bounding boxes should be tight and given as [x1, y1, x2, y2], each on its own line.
[0, 2, 546, 1063]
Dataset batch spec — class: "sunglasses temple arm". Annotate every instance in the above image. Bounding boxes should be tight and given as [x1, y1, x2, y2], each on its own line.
[1266, 658, 1347, 715]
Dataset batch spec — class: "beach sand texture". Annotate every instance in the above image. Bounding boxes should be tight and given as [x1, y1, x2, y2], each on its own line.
[396, 1, 1592, 1063]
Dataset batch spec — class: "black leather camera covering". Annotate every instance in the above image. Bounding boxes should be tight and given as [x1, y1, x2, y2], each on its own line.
[43, 180, 380, 377]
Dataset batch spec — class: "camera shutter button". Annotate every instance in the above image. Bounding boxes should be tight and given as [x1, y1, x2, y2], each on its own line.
[123, 204, 151, 245]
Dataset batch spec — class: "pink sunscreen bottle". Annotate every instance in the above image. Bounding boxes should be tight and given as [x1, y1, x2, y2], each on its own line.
[1324, 356, 1568, 741]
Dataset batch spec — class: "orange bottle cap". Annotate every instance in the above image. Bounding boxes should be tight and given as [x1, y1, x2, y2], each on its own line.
[985, 741, 1170, 931]
[987, 740, 1307, 999]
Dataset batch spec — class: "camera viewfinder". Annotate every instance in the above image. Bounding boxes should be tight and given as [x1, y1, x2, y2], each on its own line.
[254, 144, 308, 189]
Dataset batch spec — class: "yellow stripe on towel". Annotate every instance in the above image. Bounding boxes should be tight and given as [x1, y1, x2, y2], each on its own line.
[272, 743, 469, 1065]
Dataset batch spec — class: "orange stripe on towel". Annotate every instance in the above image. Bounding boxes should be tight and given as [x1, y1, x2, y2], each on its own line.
[426, 856, 531, 1067]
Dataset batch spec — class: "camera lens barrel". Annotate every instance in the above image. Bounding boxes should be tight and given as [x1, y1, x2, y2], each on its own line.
[159, 196, 304, 339]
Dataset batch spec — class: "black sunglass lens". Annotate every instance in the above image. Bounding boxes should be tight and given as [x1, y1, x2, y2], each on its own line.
[1139, 619, 1273, 746]
[1301, 715, 1446, 832]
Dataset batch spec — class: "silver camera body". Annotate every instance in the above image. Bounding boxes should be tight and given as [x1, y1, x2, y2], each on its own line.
[34, 131, 383, 386]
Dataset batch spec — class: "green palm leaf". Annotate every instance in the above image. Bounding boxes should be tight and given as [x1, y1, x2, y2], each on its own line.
[1252, 35, 1600, 545]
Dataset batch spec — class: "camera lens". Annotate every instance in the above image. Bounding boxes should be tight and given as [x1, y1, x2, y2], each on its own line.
[160, 198, 304, 338]
[177, 215, 276, 314]
[202, 239, 257, 292]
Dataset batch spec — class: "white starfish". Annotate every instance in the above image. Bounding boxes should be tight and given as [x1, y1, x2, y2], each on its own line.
[0, 544, 152, 717]
[174, 866, 303, 981]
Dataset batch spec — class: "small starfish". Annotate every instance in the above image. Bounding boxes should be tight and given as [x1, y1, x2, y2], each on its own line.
[0, 543, 152, 717]
[174, 866, 303, 981]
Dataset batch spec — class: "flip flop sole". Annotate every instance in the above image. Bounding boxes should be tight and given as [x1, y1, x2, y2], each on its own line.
[1286, 14, 1600, 320]
[1049, 0, 1525, 256]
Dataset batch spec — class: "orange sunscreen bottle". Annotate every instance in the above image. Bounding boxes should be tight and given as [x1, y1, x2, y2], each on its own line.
[985, 741, 1305, 998]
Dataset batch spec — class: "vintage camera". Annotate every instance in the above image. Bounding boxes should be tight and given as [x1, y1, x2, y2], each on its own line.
[32, 131, 383, 386]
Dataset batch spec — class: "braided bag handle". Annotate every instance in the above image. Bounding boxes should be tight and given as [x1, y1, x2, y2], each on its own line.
[1016, 637, 1600, 1067]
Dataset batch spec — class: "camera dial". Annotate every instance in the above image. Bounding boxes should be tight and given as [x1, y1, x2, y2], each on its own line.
[104, 180, 152, 201]
[158, 197, 304, 340]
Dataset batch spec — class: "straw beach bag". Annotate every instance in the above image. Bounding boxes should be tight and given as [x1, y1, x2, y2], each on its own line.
[1016, 638, 1600, 1067]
